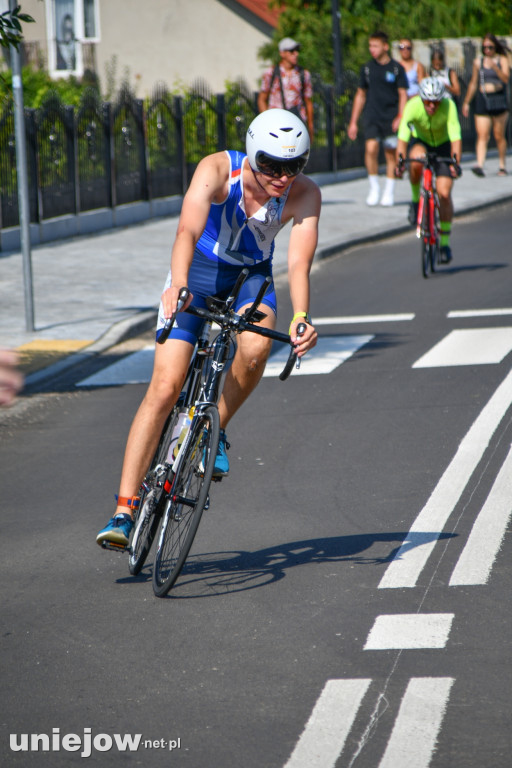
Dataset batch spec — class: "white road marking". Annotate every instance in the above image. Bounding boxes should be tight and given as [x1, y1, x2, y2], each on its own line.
[364, 614, 454, 650]
[77, 345, 154, 387]
[314, 314, 414, 325]
[263, 335, 373, 377]
[283, 679, 371, 768]
[379, 368, 512, 589]
[378, 678, 455, 768]
[77, 335, 373, 386]
[448, 308, 512, 318]
[413, 328, 512, 367]
[449, 443, 512, 586]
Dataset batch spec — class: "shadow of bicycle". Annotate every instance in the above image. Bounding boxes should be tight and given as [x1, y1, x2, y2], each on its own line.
[132, 530, 455, 599]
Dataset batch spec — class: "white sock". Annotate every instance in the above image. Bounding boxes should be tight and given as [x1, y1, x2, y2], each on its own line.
[384, 177, 395, 195]
[369, 175, 380, 190]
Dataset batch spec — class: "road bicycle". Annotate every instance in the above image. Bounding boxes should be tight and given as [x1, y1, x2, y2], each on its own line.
[398, 151, 460, 279]
[107, 268, 305, 597]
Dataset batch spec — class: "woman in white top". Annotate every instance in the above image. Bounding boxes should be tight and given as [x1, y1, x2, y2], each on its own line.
[398, 38, 426, 98]
[430, 49, 461, 101]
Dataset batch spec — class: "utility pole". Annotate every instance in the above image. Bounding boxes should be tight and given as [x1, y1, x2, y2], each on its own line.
[331, 0, 343, 95]
[9, 0, 34, 331]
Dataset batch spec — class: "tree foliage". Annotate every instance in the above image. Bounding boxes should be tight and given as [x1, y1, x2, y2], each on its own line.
[0, 4, 34, 50]
[261, 0, 512, 83]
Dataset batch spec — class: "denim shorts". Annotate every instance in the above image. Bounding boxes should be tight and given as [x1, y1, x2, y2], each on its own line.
[156, 248, 277, 345]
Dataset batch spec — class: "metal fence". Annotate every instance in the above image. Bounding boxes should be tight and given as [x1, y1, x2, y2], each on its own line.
[0, 61, 509, 231]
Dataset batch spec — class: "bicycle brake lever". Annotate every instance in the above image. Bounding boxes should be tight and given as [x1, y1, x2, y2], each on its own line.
[295, 322, 307, 370]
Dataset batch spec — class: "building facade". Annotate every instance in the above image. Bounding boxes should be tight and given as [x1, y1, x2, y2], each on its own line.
[3, 0, 278, 95]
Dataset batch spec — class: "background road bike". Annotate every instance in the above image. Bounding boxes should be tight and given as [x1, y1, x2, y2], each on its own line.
[398, 151, 460, 279]
[112, 269, 304, 597]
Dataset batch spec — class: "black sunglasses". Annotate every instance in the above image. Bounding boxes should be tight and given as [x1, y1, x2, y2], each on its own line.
[255, 150, 309, 179]
[483, 44, 495, 50]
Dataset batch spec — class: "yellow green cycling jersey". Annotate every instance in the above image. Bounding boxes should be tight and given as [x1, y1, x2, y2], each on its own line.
[397, 95, 461, 146]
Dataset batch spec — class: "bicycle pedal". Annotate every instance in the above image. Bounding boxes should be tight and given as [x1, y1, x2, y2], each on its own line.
[100, 540, 128, 553]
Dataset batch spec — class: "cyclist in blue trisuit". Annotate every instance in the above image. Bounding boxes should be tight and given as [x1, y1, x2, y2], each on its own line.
[97, 109, 320, 548]
[395, 77, 462, 263]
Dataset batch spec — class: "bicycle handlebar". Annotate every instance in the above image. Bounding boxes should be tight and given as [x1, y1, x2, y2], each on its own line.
[397, 152, 462, 177]
[156, 273, 307, 380]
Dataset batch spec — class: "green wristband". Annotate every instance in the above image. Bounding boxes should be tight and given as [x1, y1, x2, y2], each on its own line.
[289, 311, 312, 334]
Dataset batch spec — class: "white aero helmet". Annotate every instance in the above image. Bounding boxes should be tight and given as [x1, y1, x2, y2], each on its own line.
[419, 76, 446, 102]
[246, 108, 310, 177]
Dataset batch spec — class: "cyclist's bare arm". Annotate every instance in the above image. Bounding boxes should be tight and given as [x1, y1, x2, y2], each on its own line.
[285, 175, 321, 356]
[163, 153, 231, 317]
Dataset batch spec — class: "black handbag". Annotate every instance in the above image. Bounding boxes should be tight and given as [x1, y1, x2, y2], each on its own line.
[480, 59, 509, 112]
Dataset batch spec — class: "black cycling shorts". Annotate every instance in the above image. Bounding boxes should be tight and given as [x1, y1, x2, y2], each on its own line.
[409, 139, 454, 178]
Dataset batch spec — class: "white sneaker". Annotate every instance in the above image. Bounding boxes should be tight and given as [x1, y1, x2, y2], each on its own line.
[366, 187, 380, 206]
[380, 190, 394, 207]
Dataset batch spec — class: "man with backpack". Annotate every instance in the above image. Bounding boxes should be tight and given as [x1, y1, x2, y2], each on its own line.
[258, 37, 314, 140]
[348, 31, 408, 207]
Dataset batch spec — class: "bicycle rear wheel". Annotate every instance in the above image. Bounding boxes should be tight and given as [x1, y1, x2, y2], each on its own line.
[128, 406, 180, 576]
[152, 405, 220, 597]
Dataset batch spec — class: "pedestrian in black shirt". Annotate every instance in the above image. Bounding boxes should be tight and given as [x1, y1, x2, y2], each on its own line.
[348, 31, 408, 207]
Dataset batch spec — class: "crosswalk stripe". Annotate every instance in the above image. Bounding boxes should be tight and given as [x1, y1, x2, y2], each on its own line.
[449, 444, 512, 586]
[76, 346, 154, 387]
[413, 328, 512, 367]
[283, 679, 371, 768]
[378, 678, 454, 768]
[263, 335, 373, 377]
[364, 614, 454, 650]
[448, 308, 512, 318]
[314, 314, 414, 325]
[379, 368, 512, 589]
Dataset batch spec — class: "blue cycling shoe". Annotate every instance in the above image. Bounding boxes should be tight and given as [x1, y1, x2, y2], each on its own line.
[96, 513, 134, 548]
[201, 429, 230, 477]
[213, 430, 230, 476]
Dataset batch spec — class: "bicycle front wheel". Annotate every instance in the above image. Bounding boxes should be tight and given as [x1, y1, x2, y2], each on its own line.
[128, 406, 181, 576]
[420, 193, 431, 279]
[152, 405, 220, 597]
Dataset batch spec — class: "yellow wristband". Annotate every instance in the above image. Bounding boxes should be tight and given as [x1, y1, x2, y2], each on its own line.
[289, 311, 312, 334]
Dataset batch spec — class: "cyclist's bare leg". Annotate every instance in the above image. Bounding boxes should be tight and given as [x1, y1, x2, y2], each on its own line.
[474, 114, 491, 169]
[436, 176, 454, 222]
[217, 304, 275, 429]
[492, 112, 509, 170]
[407, 143, 425, 184]
[114, 338, 194, 517]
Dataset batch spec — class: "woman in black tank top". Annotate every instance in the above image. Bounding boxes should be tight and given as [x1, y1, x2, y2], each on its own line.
[462, 34, 510, 176]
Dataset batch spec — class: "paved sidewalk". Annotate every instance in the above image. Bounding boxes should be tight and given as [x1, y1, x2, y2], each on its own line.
[1, 153, 510, 386]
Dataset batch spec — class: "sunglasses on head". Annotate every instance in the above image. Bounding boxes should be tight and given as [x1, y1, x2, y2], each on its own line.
[255, 150, 308, 179]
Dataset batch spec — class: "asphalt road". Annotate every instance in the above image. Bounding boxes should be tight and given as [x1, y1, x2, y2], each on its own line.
[1, 202, 512, 767]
